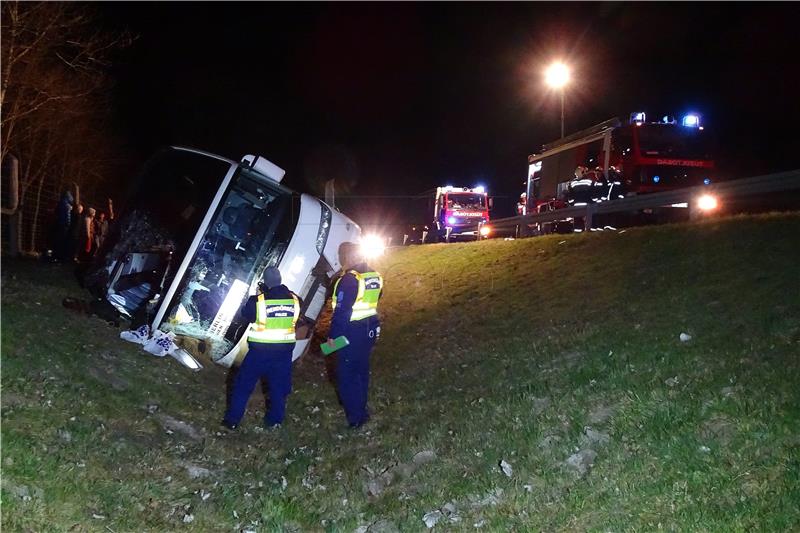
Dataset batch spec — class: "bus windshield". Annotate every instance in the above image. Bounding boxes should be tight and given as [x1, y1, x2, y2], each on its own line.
[161, 166, 296, 360]
[447, 193, 485, 210]
[637, 125, 712, 160]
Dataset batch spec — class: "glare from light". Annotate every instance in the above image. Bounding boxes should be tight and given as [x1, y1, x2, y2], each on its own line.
[448, 216, 457, 225]
[474, 185, 485, 194]
[545, 62, 570, 89]
[653, 175, 661, 183]
[703, 178, 711, 185]
[359, 233, 386, 260]
[175, 303, 193, 324]
[480, 225, 491, 236]
[209, 279, 249, 337]
[697, 194, 718, 211]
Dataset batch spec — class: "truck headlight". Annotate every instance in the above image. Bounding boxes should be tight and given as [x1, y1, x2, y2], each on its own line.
[480, 225, 491, 237]
[696, 194, 718, 211]
[359, 234, 386, 259]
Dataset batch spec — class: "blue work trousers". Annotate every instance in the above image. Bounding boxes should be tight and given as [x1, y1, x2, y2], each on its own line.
[225, 342, 293, 426]
[337, 320, 378, 426]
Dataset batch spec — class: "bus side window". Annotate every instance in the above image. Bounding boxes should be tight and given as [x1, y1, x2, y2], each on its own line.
[532, 177, 541, 199]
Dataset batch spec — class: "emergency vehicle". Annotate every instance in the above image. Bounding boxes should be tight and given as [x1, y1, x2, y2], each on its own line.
[519, 112, 717, 230]
[85, 146, 362, 369]
[427, 185, 492, 242]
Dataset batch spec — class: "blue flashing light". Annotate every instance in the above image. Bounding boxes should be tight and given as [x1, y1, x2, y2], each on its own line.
[682, 114, 700, 127]
[653, 175, 661, 183]
[630, 111, 646, 124]
[447, 216, 457, 225]
[703, 178, 711, 185]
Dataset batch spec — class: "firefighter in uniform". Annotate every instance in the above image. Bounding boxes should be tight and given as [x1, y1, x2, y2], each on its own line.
[222, 267, 300, 429]
[328, 242, 383, 428]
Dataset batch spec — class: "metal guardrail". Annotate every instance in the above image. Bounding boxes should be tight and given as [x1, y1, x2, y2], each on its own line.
[488, 169, 800, 235]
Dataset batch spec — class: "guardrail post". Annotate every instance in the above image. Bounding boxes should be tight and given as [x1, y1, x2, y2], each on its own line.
[584, 203, 596, 231]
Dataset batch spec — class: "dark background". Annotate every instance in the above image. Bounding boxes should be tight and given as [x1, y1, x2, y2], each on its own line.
[99, 2, 800, 225]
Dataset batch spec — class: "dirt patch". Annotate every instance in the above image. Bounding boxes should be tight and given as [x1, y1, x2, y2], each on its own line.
[155, 414, 205, 441]
[87, 365, 130, 391]
[700, 415, 736, 446]
[588, 404, 615, 425]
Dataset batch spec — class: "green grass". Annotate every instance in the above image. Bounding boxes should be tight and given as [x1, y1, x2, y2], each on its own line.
[2, 213, 800, 531]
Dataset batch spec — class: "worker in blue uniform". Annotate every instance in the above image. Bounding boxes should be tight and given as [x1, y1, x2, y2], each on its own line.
[327, 242, 383, 428]
[222, 266, 300, 429]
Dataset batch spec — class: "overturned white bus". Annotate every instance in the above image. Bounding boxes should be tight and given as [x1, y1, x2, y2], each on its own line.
[85, 146, 360, 369]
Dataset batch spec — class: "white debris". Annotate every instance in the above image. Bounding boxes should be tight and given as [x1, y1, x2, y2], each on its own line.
[523, 484, 533, 492]
[92, 514, 105, 520]
[281, 476, 288, 490]
[664, 376, 680, 387]
[423, 510, 443, 528]
[474, 519, 486, 528]
[679, 332, 692, 342]
[182, 514, 194, 523]
[699, 445, 711, 453]
[499, 459, 513, 478]
[233, 510, 239, 519]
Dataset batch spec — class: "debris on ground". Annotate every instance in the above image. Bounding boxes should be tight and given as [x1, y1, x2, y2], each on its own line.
[565, 449, 597, 477]
[499, 459, 513, 478]
[679, 332, 692, 342]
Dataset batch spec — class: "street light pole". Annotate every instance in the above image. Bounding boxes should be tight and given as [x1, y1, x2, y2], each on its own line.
[560, 88, 565, 139]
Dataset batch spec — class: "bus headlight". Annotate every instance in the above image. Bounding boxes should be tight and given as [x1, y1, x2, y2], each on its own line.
[696, 194, 718, 211]
[480, 225, 492, 237]
[359, 234, 386, 259]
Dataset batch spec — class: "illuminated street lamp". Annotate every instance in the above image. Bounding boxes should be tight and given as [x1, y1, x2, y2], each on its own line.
[545, 62, 570, 138]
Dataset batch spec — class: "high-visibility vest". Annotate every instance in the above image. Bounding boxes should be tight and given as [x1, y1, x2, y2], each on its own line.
[247, 293, 300, 343]
[331, 270, 383, 321]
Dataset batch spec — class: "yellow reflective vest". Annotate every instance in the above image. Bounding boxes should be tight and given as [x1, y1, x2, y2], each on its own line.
[248, 293, 300, 343]
[331, 269, 383, 321]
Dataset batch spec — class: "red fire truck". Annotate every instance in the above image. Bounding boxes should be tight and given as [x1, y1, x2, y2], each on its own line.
[519, 112, 717, 230]
[426, 185, 492, 242]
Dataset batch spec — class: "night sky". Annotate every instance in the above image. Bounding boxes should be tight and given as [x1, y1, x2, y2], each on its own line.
[100, 2, 800, 224]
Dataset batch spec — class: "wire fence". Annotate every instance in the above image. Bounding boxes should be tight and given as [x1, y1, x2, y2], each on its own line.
[1, 177, 112, 257]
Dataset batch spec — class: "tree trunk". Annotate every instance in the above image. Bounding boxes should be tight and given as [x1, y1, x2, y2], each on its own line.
[28, 172, 46, 253]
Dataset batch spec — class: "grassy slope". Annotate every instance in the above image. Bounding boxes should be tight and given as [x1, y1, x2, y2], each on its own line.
[2, 213, 799, 531]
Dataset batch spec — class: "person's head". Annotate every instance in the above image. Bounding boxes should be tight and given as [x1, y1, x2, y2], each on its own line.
[338, 241, 364, 270]
[99, 212, 106, 221]
[222, 207, 237, 226]
[87, 207, 96, 218]
[261, 266, 282, 290]
[76, 204, 84, 214]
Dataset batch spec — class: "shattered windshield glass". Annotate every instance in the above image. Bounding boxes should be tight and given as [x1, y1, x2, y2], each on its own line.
[160, 167, 295, 361]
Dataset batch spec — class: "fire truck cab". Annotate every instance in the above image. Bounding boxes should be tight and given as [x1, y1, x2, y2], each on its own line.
[429, 185, 491, 242]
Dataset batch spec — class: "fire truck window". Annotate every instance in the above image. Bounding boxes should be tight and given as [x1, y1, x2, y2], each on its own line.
[532, 178, 541, 199]
[614, 128, 633, 156]
[447, 194, 485, 210]
[584, 140, 604, 168]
